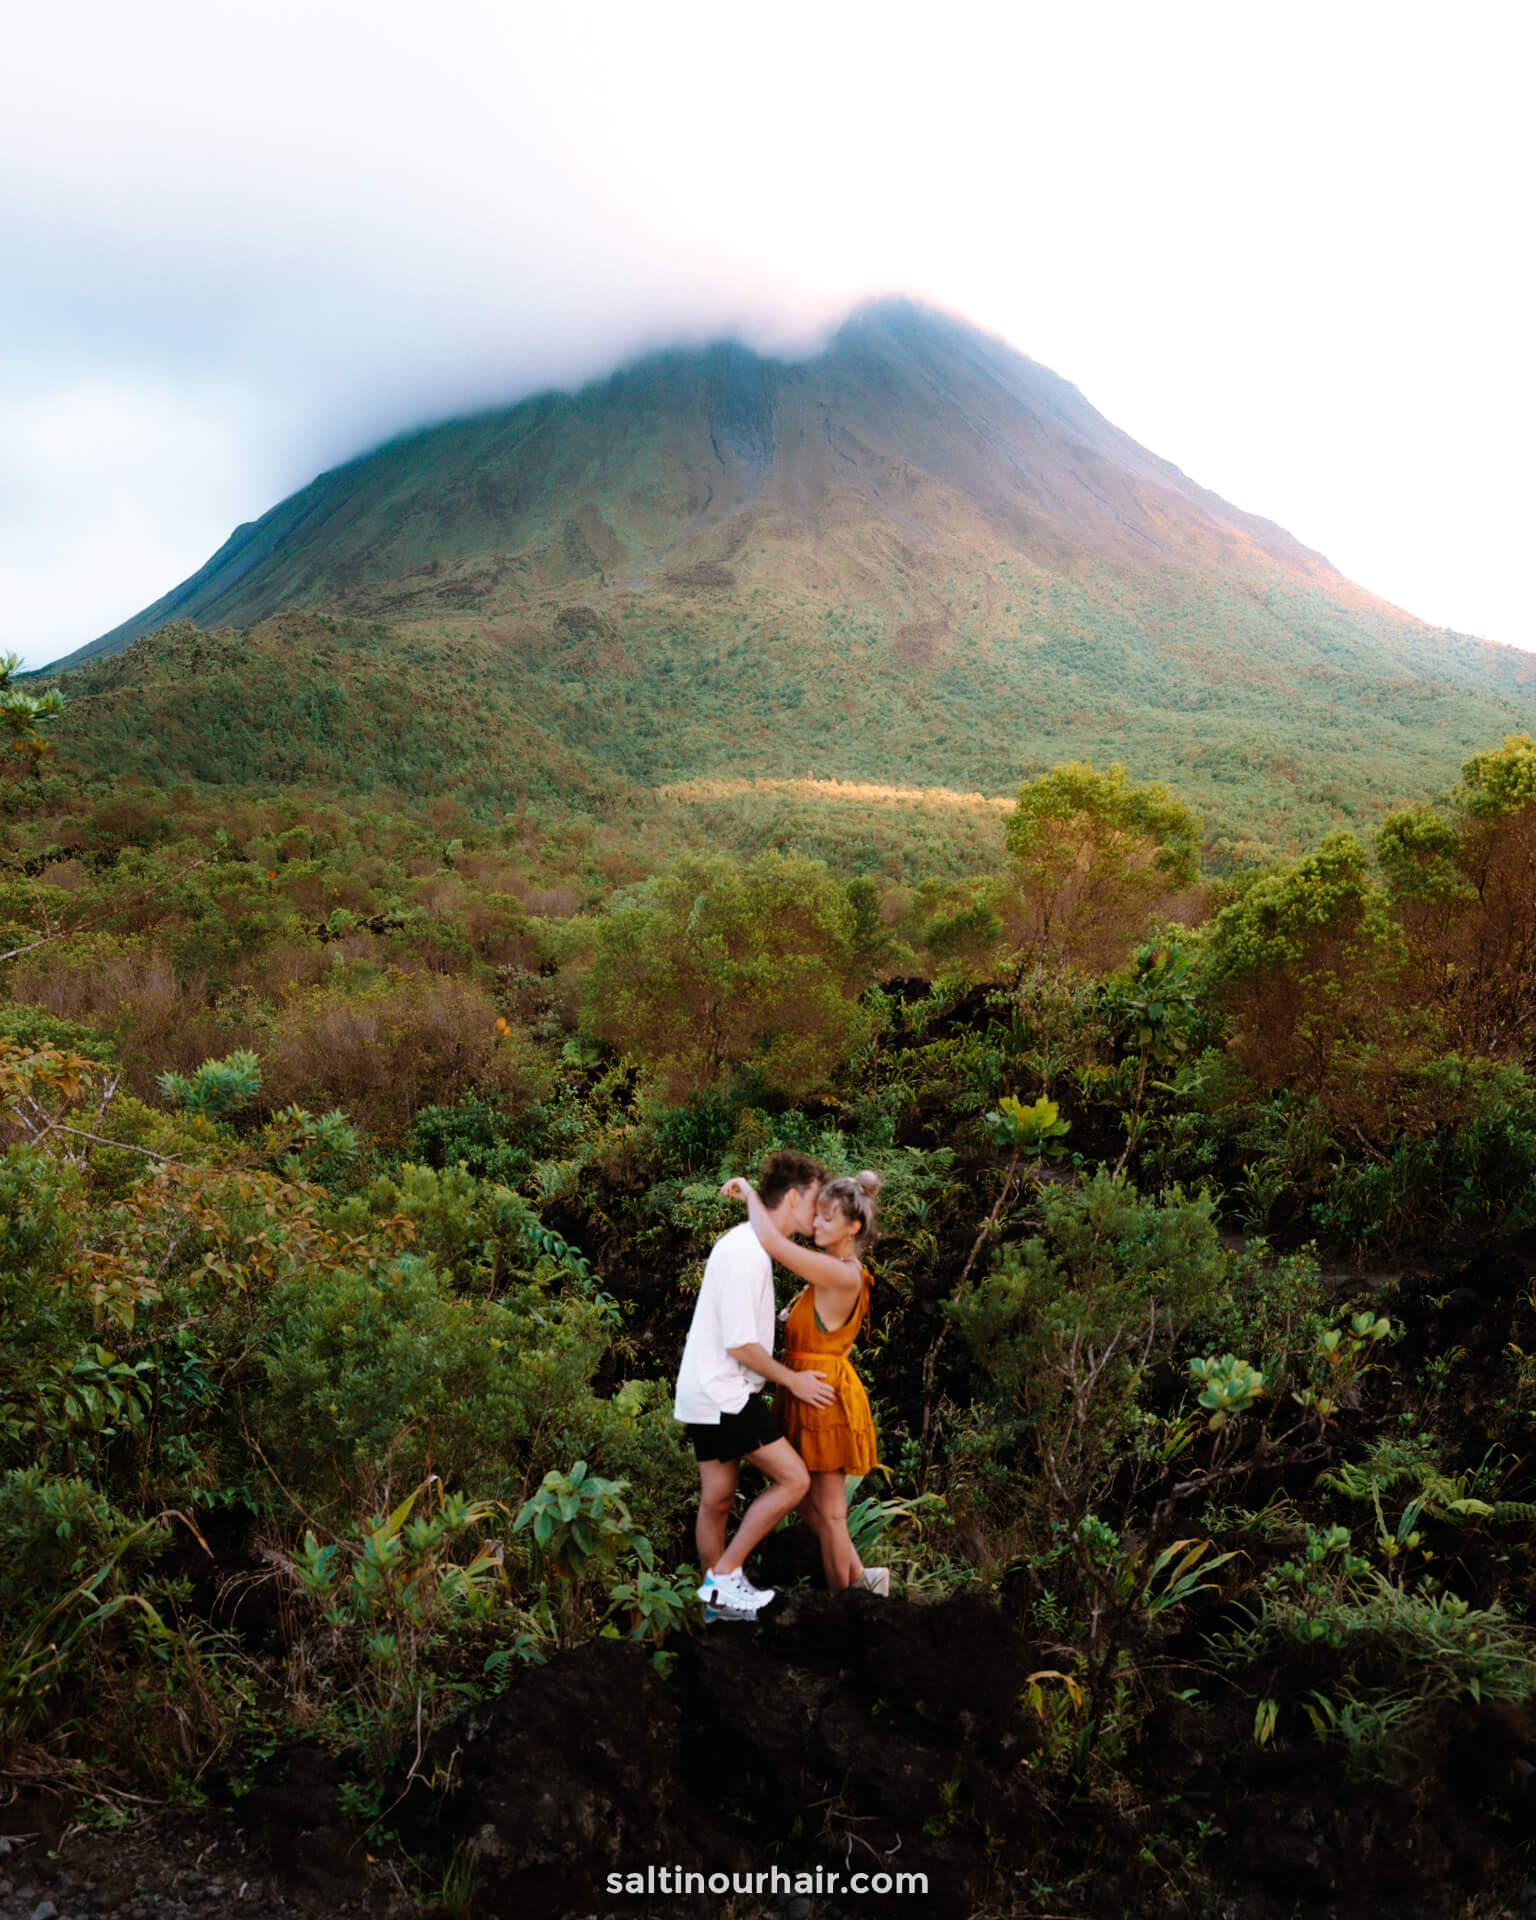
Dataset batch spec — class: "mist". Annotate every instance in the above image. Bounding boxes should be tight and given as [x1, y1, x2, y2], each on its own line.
[3, 0, 1530, 663]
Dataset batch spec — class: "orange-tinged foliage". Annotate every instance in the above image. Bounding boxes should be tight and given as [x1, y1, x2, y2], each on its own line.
[1378, 736, 1536, 1059]
[585, 852, 863, 1100]
[262, 972, 519, 1140]
[1004, 761, 1205, 974]
[1202, 831, 1396, 1098]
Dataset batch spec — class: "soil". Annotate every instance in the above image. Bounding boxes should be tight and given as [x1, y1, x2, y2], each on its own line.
[392, 1587, 1049, 1919]
[0, 1801, 411, 1920]
[5, 1581, 1535, 1919]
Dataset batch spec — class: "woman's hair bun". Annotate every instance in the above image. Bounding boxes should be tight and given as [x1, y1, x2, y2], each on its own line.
[855, 1169, 883, 1196]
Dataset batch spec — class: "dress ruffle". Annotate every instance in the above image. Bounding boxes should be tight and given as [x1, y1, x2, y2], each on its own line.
[774, 1273, 879, 1473]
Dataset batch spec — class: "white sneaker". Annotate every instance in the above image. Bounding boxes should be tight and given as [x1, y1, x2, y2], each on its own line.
[857, 1567, 891, 1596]
[719, 1566, 776, 1609]
[697, 1566, 775, 1612]
[734, 1569, 775, 1608]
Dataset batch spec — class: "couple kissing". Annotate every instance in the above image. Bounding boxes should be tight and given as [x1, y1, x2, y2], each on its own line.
[672, 1148, 888, 1618]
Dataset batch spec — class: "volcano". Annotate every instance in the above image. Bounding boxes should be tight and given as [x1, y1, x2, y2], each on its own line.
[46, 299, 1536, 849]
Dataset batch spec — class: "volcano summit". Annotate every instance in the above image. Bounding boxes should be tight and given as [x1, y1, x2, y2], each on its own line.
[46, 300, 1536, 849]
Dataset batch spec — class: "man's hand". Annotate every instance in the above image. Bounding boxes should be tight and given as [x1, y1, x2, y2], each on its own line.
[786, 1369, 835, 1407]
[726, 1341, 836, 1406]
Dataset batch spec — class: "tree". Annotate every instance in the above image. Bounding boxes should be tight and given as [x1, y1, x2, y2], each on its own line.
[1003, 761, 1202, 972]
[1378, 736, 1536, 1058]
[0, 653, 65, 777]
[1200, 830, 1394, 1093]
[583, 851, 863, 1099]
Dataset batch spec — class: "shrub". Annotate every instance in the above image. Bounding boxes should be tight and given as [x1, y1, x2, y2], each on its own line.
[262, 970, 513, 1139]
[0, 1143, 93, 1469]
[1200, 832, 1396, 1097]
[0, 1003, 116, 1061]
[252, 1254, 617, 1519]
[407, 1067, 553, 1184]
[0, 1141, 81, 1291]
[0, 1467, 152, 1625]
[1212, 1534, 1536, 1776]
[7, 934, 234, 1094]
[1004, 760, 1203, 973]
[335, 1162, 594, 1292]
[291, 1482, 513, 1778]
[948, 1172, 1227, 1531]
[157, 1048, 262, 1123]
[1379, 736, 1536, 1057]
[584, 851, 864, 1100]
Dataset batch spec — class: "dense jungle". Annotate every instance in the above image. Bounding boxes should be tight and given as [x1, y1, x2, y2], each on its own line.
[1, 649, 1535, 1920]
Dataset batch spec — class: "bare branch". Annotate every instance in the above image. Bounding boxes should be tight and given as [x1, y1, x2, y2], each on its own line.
[0, 855, 209, 964]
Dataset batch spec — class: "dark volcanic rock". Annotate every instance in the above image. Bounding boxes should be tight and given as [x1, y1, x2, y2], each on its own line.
[239, 1741, 365, 1907]
[399, 1636, 704, 1914]
[399, 1591, 1046, 1920]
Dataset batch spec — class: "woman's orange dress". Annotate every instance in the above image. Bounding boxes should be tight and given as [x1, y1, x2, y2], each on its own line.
[774, 1271, 878, 1474]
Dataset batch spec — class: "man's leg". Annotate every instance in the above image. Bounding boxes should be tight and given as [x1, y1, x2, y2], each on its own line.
[712, 1438, 809, 1577]
[696, 1458, 739, 1572]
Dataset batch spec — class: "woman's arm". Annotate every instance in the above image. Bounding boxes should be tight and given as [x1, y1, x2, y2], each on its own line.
[720, 1178, 862, 1296]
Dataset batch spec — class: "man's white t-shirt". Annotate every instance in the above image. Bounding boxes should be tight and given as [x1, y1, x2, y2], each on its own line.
[673, 1221, 774, 1423]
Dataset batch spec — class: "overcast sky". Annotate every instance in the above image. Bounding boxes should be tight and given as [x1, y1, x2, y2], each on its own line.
[4, 0, 1531, 667]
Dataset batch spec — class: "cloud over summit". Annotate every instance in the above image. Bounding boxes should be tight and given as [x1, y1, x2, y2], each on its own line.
[3, 1, 1531, 661]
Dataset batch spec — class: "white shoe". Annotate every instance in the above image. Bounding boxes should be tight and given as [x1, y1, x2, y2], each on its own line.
[702, 1599, 759, 1623]
[697, 1566, 775, 1612]
[857, 1567, 891, 1596]
[734, 1570, 775, 1608]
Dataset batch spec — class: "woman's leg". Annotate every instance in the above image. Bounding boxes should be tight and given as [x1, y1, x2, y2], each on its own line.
[795, 1483, 827, 1556]
[808, 1471, 864, 1590]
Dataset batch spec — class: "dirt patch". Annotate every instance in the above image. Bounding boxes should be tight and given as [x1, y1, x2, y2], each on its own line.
[0, 1797, 411, 1920]
[1141, 1690, 1536, 1918]
[662, 562, 737, 592]
[893, 620, 947, 665]
[395, 1635, 705, 1914]
[10, 1586, 1535, 1919]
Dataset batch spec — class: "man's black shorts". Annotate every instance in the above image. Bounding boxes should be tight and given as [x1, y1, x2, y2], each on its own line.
[685, 1396, 782, 1463]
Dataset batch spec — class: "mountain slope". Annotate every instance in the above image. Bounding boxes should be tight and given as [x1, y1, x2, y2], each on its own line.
[44, 299, 1536, 854]
[60, 302, 1400, 650]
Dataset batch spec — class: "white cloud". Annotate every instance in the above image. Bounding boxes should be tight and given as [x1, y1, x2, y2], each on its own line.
[2, 0, 1531, 663]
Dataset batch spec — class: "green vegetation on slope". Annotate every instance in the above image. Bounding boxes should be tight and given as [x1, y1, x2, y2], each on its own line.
[44, 577, 1536, 867]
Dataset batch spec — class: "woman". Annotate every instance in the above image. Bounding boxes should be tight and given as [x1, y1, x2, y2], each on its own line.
[719, 1169, 887, 1594]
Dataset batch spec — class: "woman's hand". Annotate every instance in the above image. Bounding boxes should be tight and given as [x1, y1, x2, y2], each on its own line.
[787, 1368, 835, 1407]
[720, 1176, 756, 1204]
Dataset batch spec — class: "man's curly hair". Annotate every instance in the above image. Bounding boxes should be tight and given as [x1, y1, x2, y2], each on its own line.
[757, 1148, 827, 1208]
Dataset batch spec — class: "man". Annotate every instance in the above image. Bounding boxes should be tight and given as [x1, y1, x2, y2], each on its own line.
[674, 1148, 835, 1614]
